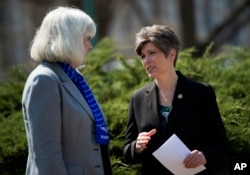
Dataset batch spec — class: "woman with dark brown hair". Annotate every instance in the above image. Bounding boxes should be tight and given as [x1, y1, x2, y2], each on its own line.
[123, 25, 229, 175]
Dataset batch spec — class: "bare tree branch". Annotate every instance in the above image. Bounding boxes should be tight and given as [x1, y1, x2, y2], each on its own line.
[128, 0, 152, 26]
[195, 0, 250, 57]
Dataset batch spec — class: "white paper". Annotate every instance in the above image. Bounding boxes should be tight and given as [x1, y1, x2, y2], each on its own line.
[152, 134, 206, 175]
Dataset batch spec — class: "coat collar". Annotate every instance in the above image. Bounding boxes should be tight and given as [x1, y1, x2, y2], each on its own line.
[171, 71, 188, 118]
[41, 61, 93, 120]
[144, 71, 188, 123]
[145, 81, 159, 118]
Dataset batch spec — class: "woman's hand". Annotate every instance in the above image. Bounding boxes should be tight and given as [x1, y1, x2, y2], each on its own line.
[135, 129, 157, 153]
[183, 150, 207, 168]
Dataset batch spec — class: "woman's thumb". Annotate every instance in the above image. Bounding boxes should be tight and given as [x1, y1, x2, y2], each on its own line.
[148, 129, 157, 136]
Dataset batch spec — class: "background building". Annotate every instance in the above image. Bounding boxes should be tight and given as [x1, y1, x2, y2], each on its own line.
[0, 0, 249, 77]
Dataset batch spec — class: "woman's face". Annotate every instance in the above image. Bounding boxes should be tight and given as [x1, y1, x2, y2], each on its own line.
[140, 42, 175, 79]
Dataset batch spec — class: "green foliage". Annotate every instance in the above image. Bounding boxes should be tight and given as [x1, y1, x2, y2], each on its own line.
[82, 38, 150, 103]
[0, 67, 26, 118]
[0, 38, 249, 174]
[0, 112, 27, 175]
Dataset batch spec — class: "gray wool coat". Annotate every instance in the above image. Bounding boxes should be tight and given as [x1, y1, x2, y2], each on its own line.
[22, 61, 112, 175]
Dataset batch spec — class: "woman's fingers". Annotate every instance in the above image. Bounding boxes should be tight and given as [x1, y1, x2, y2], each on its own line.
[184, 150, 207, 168]
[135, 129, 157, 153]
[148, 129, 157, 136]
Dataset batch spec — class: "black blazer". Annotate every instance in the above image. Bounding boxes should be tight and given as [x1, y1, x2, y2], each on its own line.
[123, 71, 229, 175]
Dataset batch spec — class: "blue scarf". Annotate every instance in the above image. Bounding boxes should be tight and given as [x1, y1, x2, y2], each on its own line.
[58, 62, 109, 145]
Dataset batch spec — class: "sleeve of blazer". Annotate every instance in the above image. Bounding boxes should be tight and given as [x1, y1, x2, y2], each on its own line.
[199, 85, 230, 166]
[22, 70, 67, 175]
[123, 93, 143, 163]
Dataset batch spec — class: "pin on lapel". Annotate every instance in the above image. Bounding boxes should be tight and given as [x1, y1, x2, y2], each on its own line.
[178, 94, 183, 99]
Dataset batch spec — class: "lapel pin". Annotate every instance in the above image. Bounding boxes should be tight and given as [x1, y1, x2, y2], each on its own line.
[178, 94, 183, 99]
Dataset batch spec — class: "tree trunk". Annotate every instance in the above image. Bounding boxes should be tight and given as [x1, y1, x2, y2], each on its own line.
[179, 0, 196, 49]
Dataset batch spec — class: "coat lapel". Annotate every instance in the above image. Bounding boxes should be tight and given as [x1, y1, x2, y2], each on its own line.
[145, 81, 162, 126]
[170, 71, 188, 122]
[43, 62, 94, 120]
[144, 72, 188, 127]
[145, 82, 158, 115]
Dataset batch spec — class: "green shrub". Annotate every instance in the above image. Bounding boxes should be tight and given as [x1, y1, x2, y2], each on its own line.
[0, 39, 249, 174]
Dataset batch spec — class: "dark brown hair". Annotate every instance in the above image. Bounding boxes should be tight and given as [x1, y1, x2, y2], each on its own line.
[135, 25, 180, 66]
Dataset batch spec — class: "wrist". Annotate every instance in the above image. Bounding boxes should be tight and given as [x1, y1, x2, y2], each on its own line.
[135, 142, 144, 154]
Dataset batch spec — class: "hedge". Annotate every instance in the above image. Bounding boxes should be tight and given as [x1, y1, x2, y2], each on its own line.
[0, 38, 249, 174]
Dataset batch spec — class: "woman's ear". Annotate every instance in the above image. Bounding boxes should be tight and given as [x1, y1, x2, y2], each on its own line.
[169, 49, 177, 60]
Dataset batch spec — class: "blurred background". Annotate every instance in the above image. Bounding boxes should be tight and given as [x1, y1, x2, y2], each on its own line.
[0, 1, 249, 174]
[0, 0, 250, 76]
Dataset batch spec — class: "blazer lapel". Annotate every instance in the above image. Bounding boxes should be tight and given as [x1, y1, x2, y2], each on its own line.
[145, 81, 162, 126]
[43, 62, 94, 120]
[170, 71, 188, 121]
[144, 73, 188, 128]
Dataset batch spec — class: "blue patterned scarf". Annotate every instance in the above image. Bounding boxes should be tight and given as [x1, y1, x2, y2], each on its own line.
[58, 62, 109, 145]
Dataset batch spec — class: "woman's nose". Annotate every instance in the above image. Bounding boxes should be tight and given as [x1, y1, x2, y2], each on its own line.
[89, 43, 93, 49]
[145, 55, 151, 62]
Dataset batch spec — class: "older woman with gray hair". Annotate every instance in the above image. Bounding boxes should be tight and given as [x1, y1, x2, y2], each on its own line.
[22, 6, 112, 175]
[123, 25, 229, 175]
